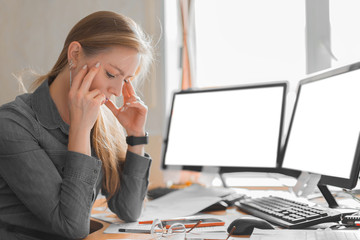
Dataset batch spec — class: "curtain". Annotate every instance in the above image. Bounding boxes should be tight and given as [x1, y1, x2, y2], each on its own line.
[179, 0, 195, 90]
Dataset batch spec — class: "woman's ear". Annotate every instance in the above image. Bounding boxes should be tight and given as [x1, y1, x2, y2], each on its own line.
[67, 41, 82, 69]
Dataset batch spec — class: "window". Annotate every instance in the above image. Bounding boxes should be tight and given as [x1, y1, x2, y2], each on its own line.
[194, 0, 306, 89]
[330, 0, 360, 66]
[165, 0, 360, 92]
[163, 0, 360, 185]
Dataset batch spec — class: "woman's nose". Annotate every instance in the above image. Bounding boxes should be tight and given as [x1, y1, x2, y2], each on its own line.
[108, 86, 122, 97]
[109, 78, 125, 97]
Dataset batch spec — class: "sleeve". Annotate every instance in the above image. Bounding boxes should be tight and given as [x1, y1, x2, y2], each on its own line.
[0, 117, 101, 239]
[103, 151, 151, 222]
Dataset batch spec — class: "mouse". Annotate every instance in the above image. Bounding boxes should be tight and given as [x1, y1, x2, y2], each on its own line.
[227, 216, 274, 235]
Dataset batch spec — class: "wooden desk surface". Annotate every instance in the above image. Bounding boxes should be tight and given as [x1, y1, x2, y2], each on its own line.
[84, 199, 152, 240]
[83, 186, 292, 239]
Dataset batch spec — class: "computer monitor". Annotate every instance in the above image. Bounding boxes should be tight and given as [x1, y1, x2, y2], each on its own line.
[282, 62, 360, 190]
[162, 82, 287, 173]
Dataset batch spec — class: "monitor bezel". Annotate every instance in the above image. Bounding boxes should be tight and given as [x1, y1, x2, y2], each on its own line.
[161, 82, 288, 174]
[280, 62, 360, 189]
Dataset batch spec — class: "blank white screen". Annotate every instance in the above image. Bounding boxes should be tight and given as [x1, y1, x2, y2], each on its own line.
[164, 86, 284, 168]
[283, 70, 360, 179]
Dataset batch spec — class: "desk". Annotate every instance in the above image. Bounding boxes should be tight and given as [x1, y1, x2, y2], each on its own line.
[83, 186, 356, 240]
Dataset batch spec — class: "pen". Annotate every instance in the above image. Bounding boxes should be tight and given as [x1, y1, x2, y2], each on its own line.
[139, 219, 191, 224]
[118, 228, 150, 233]
[138, 220, 155, 224]
[187, 220, 202, 233]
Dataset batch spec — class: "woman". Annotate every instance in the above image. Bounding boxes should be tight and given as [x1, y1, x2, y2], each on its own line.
[0, 11, 153, 240]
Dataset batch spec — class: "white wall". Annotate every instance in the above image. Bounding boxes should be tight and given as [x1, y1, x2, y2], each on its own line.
[0, 0, 166, 186]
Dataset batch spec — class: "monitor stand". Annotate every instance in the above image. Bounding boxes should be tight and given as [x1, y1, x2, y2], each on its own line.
[317, 184, 339, 208]
[293, 171, 339, 208]
[219, 172, 228, 188]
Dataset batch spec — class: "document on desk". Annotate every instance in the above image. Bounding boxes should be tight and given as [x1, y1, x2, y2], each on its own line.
[104, 222, 151, 234]
[95, 185, 231, 224]
[104, 219, 227, 234]
[103, 185, 235, 234]
[139, 184, 230, 220]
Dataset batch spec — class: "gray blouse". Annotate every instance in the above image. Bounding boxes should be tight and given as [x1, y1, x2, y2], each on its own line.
[0, 80, 151, 240]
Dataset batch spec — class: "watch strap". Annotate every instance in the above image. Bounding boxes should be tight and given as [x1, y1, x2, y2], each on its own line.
[126, 132, 149, 146]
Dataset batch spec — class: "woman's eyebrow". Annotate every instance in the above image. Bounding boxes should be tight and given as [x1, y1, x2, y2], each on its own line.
[109, 64, 135, 78]
[110, 64, 124, 75]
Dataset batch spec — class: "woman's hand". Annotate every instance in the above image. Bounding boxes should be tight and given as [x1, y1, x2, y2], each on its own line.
[68, 63, 106, 131]
[105, 79, 148, 137]
[67, 63, 106, 156]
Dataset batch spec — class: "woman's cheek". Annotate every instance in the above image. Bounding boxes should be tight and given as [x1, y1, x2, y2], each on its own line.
[89, 76, 105, 92]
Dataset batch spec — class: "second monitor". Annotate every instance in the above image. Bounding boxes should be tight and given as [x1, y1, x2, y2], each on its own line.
[282, 62, 360, 191]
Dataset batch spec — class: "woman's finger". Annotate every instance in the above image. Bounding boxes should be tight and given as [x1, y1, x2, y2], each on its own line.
[120, 100, 147, 114]
[70, 64, 88, 91]
[87, 89, 102, 99]
[133, 95, 142, 102]
[123, 79, 137, 97]
[123, 84, 143, 104]
[94, 93, 106, 106]
[124, 100, 148, 110]
[122, 81, 131, 99]
[79, 62, 100, 93]
[105, 99, 119, 116]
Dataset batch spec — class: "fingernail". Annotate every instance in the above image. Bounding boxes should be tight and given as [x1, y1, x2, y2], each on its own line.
[83, 64, 87, 69]
[95, 62, 100, 68]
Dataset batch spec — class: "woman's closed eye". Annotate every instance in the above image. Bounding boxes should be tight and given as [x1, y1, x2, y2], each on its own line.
[106, 71, 116, 79]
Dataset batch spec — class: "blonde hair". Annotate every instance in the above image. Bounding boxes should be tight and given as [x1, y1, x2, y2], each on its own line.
[32, 11, 153, 199]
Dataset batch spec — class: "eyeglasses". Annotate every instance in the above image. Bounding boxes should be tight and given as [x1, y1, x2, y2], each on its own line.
[150, 219, 235, 240]
[150, 219, 202, 240]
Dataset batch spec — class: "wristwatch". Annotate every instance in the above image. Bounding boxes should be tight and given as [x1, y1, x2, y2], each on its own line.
[126, 132, 149, 146]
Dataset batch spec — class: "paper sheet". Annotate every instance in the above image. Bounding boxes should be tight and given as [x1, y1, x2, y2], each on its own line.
[139, 185, 232, 220]
[104, 221, 227, 234]
[96, 185, 242, 235]
[103, 211, 244, 234]
[104, 222, 152, 234]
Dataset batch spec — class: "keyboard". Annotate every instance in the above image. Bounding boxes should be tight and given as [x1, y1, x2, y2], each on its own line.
[147, 187, 178, 200]
[236, 196, 342, 228]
